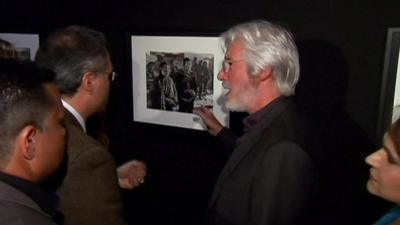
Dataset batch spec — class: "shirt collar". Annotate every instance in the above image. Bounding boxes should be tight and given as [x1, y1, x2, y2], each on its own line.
[61, 99, 86, 132]
[242, 96, 285, 133]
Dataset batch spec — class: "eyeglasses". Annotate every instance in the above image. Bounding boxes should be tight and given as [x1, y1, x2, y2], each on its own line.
[222, 59, 244, 73]
[108, 71, 117, 82]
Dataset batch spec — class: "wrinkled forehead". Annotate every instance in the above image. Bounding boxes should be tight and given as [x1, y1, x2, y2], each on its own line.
[225, 40, 246, 59]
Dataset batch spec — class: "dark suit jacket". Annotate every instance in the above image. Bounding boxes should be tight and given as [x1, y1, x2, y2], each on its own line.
[0, 181, 57, 225]
[208, 97, 315, 225]
[55, 110, 126, 225]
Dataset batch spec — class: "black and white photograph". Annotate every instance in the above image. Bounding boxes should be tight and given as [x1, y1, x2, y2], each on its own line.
[0, 33, 39, 60]
[131, 35, 228, 130]
[146, 51, 214, 113]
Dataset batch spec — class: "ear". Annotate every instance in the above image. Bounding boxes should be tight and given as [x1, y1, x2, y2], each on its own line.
[81, 72, 97, 94]
[258, 66, 274, 82]
[18, 125, 39, 161]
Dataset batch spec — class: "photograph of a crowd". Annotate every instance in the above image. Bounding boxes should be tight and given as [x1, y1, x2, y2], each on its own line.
[131, 35, 227, 130]
[146, 52, 214, 114]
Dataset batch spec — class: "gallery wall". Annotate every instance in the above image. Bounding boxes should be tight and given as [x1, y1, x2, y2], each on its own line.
[1, 0, 400, 224]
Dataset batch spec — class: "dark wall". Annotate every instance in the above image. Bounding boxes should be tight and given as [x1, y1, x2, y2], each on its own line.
[2, 1, 400, 224]
[3, 0, 400, 142]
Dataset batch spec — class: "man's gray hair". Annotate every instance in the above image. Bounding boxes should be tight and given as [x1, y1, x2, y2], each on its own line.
[221, 20, 300, 96]
[35, 25, 109, 96]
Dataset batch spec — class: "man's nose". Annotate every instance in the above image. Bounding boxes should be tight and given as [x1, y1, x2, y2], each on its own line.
[365, 149, 384, 167]
[218, 69, 226, 81]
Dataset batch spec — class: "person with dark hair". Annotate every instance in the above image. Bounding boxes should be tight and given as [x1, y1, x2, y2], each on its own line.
[366, 119, 400, 225]
[197, 60, 209, 100]
[176, 57, 197, 113]
[0, 59, 66, 225]
[35, 25, 145, 225]
[0, 38, 19, 59]
[170, 58, 180, 83]
[158, 61, 178, 111]
[194, 20, 315, 225]
[147, 61, 161, 109]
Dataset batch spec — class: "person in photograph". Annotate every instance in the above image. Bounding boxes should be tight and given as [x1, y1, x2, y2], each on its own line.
[193, 57, 200, 79]
[366, 119, 400, 225]
[197, 60, 210, 100]
[177, 57, 197, 113]
[158, 61, 178, 111]
[147, 61, 161, 109]
[0, 38, 19, 59]
[194, 20, 315, 225]
[35, 25, 146, 225]
[170, 58, 181, 83]
[0, 59, 66, 225]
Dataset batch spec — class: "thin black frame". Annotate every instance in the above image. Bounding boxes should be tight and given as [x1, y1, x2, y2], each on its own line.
[377, 28, 400, 145]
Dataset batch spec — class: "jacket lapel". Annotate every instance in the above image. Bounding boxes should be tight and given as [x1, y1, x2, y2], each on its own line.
[209, 128, 263, 206]
[64, 108, 85, 132]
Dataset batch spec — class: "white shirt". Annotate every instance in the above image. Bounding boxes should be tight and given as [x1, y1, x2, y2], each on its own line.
[61, 99, 87, 133]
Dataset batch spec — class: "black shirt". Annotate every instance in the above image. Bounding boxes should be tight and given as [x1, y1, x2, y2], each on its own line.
[237, 96, 286, 146]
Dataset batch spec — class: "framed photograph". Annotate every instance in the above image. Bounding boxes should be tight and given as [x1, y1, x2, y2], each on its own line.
[377, 28, 400, 144]
[131, 35, 229, 130]
[0, 33, 39, 60]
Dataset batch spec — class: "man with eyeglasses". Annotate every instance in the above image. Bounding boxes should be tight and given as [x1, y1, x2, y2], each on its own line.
[35, 26, 146, 225]
[195, 20, 315, 225]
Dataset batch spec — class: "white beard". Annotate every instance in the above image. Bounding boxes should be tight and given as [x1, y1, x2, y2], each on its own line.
[226, 96, 247, 112]
[223, 81, 257, 112]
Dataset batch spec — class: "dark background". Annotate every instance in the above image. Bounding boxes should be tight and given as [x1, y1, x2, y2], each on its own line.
[1, 0, 400, 224]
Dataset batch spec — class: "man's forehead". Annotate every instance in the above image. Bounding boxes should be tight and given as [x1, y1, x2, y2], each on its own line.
[226, 40, 245, 56]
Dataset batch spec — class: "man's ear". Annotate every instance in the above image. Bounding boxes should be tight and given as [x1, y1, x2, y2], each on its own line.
[258, 66, 274, 82]
[18, 125, 38, 160]
[81, 72, 97, 94]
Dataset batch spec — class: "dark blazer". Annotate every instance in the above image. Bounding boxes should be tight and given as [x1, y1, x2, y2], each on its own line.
[0, 181, 57, 225]
[208, 97, 315, 225]
[55, 110, 126, 225]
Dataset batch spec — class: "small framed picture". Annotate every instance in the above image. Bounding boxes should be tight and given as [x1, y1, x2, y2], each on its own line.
[131, 35, 229, 130]
[0, 33, 39, 60]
